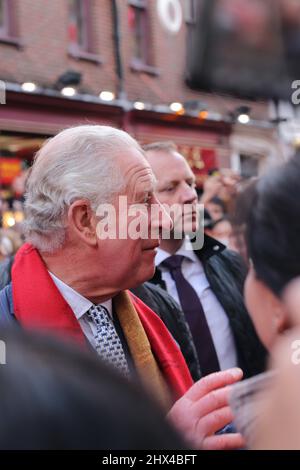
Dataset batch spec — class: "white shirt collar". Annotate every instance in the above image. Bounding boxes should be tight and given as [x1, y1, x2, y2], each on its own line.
[49, 272, 113, 320]
[155, 236, 198, 267]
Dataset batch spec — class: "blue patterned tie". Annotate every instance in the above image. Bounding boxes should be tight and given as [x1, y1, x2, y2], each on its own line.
[162, 255, 220, 376]
[86, 304, 130, 377]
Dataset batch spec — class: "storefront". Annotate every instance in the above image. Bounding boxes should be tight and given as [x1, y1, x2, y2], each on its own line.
[0, 90, 124, 227]
[0, 90, 232, 227]
[0, 131, 45, 227]
[229, 123, 285, 178]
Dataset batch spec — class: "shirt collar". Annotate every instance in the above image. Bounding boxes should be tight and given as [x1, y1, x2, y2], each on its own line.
[155, 236, 198, 267]
[49, 272, 113, 320]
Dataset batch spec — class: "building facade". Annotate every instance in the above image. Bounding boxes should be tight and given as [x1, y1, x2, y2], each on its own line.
[0, 0, 281, 200]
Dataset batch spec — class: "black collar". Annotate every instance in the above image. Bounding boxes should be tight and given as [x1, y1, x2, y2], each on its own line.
[194, 234, 226, 263]
[151, 234, 226, 288]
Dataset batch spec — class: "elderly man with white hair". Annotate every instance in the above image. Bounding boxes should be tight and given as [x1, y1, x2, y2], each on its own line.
[0, 125, 244, 450]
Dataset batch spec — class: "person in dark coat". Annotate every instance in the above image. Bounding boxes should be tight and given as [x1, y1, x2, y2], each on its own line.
[144, 141, 267, 379]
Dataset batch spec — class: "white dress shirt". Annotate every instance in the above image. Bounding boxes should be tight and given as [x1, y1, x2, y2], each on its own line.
[155, 237, 238, 371]
[49, 272, 112, 350]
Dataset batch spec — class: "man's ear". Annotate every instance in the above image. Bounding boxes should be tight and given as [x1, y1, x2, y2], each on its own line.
[67, 199, 98, 247]
[272, 295, 289, 336]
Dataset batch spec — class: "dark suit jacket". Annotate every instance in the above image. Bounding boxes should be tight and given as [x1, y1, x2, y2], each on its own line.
[149, 235, 267, 379]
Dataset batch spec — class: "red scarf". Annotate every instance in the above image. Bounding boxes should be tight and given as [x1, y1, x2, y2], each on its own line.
[12, 243, 193, 400]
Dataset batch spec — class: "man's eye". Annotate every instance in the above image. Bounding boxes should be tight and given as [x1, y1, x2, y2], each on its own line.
[163, 186, 175, 192]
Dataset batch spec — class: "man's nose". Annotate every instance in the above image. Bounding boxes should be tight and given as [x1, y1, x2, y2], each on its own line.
[181, 183, 197, 204]
[150, 195, 173, 234]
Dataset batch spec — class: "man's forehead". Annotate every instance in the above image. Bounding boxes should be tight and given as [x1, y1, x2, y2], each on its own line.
[147, 149, 190, 170]
[136, 169, 157, 191]
[120, 152, 157, 194]
[151, 155, 194, 183]
[125, 170, 157, 201]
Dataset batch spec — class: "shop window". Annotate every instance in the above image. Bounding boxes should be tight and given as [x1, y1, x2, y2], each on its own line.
[128, 0, 157, 74]
[184, 0, 197, 25]
[68, 0, 101, 63]
[240, 154, 259, 178]
[0, 0, 19, 46]
[185, 0, 198, 75]
[0, 1, 6, 34]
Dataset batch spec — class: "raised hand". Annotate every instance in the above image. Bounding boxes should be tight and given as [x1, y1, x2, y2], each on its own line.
[168, 367, 245, 450]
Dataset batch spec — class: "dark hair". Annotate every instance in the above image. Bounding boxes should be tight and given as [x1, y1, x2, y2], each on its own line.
[208, 196, 226, 213]
[241, 154, 300, 296]
[204, 208, 214, 229]
[0, 328, 185, 450]
[208, 168, 219, 176]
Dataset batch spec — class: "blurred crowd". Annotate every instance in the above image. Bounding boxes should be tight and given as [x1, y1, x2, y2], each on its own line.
[199, 169, 241, 252]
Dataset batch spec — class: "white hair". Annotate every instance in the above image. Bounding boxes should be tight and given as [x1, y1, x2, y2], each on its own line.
[24, 125, 142, 252]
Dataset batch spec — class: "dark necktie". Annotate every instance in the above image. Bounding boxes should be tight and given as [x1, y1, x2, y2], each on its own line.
[162, 255, 220, 376]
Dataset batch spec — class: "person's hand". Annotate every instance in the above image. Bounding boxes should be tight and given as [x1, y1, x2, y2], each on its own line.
[167, 368, 245, 450]
[200, 175, 223, 204]
[217, 169, 241, 203]
[220, 169, 240, 194]
[200, 170, 240, 205]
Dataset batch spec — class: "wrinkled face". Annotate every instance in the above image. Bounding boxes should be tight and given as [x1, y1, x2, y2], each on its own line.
[94, 147, 171, 290]
[244, 264, 288, 351]
[146, 150, 198, 236]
